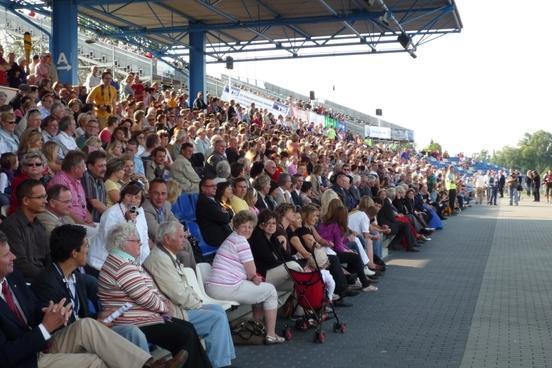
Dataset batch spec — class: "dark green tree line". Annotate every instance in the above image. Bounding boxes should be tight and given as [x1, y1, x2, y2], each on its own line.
[492, 130, 552, 172]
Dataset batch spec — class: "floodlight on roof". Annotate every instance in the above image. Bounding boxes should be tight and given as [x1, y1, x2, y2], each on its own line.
[379, 12, 390, 26]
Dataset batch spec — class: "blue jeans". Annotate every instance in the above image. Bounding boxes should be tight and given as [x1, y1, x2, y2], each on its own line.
[188, 304, 236, 368]
[372, 237, 383, 259]
[112, 324, 150, 352]
[509, 187, 518, 205]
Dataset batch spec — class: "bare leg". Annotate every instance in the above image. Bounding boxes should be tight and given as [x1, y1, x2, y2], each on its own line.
[264, 308, 279, 337]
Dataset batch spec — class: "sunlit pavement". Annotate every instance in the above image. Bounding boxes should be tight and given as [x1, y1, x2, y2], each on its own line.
[233, 195, 552, 368]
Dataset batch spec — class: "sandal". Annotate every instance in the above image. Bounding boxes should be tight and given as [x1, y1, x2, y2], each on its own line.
[265, 335, 286, 344]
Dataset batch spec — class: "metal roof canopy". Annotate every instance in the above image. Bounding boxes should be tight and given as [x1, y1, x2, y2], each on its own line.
[5, 0, 462, 64]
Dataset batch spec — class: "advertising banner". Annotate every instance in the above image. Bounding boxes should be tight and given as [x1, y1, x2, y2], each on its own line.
[220, 84, 290, 117]
[365, 126, 391, 139]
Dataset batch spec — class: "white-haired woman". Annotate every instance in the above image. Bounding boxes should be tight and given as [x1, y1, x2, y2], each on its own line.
[97, 222, 212, 368]
[205, 211, 285, 344]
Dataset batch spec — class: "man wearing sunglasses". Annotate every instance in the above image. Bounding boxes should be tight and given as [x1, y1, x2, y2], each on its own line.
[0, 111, 19, 155]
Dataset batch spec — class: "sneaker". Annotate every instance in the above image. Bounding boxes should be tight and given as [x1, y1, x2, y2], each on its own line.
[362, 285, 378, 292]
[364, 266, 375, 276]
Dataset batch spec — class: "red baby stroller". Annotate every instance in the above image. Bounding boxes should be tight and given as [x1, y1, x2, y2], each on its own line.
[281, 260, 346, 343]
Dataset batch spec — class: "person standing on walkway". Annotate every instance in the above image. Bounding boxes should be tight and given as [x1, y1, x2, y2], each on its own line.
[525, 170, 533, 199]
[544, 169, 552, 204]
[488, 172, 498, 206]
[498, 170, 506, 198]
[532, 170, 541, 202]
[507, 171, 519, 206]
[445, 166, 458, 214]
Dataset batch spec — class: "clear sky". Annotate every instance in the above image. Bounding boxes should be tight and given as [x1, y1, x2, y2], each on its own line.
[207, 0, 551, 156]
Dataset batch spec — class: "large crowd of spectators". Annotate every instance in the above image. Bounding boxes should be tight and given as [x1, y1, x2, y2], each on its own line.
[0, 43, 483, 368]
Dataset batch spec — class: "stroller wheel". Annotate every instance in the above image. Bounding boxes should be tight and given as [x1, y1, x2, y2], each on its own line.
[283, 327, 293, 340]
[333, 322, 347, 333]
[314, 331, 326, 343]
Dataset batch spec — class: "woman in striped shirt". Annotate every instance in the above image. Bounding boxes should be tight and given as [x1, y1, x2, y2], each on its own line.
[98, 222, 212, 368]
[206, 210, 285, 344]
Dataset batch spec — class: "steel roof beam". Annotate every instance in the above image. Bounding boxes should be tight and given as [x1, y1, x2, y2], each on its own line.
[81, 4, 221, 59]
[167, 29, 459, 56]
[253, 0, 312, 40]
[97, 6, 453, 36]
[194, 0, 297, 56]
[204, 48, 408, 63]
[77, 0, 163, 5]
[317, 0, 375, 51]
[153, 2, 241, 45]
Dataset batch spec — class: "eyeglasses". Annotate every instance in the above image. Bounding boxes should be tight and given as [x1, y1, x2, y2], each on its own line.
[263, 221, 277, 226]
[25, 162, 43, 167]
[54, 198, 72, 204]
[5, 121, 16, 125]
[127, 238, 141, 245]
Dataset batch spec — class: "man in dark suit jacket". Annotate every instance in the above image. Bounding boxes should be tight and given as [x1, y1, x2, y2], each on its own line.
[196, 177, 232, 247]
[375, 196, 418, 252]
[0, 228, 186, 368]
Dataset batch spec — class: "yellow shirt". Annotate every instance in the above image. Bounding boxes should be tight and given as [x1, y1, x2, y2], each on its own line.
[229, 196, 249, 214]
[88, 84, 117, 118]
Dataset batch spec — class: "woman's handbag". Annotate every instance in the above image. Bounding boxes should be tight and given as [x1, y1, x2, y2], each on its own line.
[230, 319, 266, 345]
[307, 245, 330, 269]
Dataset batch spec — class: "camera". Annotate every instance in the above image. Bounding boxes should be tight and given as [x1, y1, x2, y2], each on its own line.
[129, 206, 138, 214]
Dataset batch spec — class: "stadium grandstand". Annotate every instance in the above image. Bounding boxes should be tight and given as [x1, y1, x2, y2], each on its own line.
[14, 2, 550, 368]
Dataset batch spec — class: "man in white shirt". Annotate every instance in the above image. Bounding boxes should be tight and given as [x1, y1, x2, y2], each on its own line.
[474, 171, 487, 205]
[54, 115, 78, 159]
[84, 65, 101, 91]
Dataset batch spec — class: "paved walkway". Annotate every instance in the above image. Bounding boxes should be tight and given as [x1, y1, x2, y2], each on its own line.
[232, 196, 552, 368]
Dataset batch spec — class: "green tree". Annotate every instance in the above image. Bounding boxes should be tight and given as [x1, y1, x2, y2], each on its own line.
[492, 130, 552, 172]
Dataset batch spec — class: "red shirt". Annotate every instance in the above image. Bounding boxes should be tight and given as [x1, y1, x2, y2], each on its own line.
[131, 83, 145, 103]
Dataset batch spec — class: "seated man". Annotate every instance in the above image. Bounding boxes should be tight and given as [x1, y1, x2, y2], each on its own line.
[144, 221, 235, 368]
[143, 179, 195, 268]
[36, 184, 75, 245]
[229, 177, 249, 214]
[0, 230, 187, 368]
[196, 177, 232, 247]
[0, 179, 50, 283]
[170, 143, 200, 193]
[47, 150, 95, 228]
[32, 224, 150, 353]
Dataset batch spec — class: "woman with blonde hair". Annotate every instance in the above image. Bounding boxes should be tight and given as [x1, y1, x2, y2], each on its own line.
[41, 140, 61, 176]
[166, 179, 183, 204]
[319, 189, 340, 219]
[18, 129, 43, 156]
[105, 158, 125, 207]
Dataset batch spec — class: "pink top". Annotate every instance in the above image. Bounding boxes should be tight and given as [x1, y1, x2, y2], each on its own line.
[47, 170, 89, 221]
[206, 232, 253, 287]
[317, 222, 348, 253]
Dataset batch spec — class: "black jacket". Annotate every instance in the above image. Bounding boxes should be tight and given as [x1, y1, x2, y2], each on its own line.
[248, 228, 289, 277]
[0, 271, 49, 368]
[196, 193, 232, 247]
[377, 198, 399, 234]
[32, 264, 90, 324]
